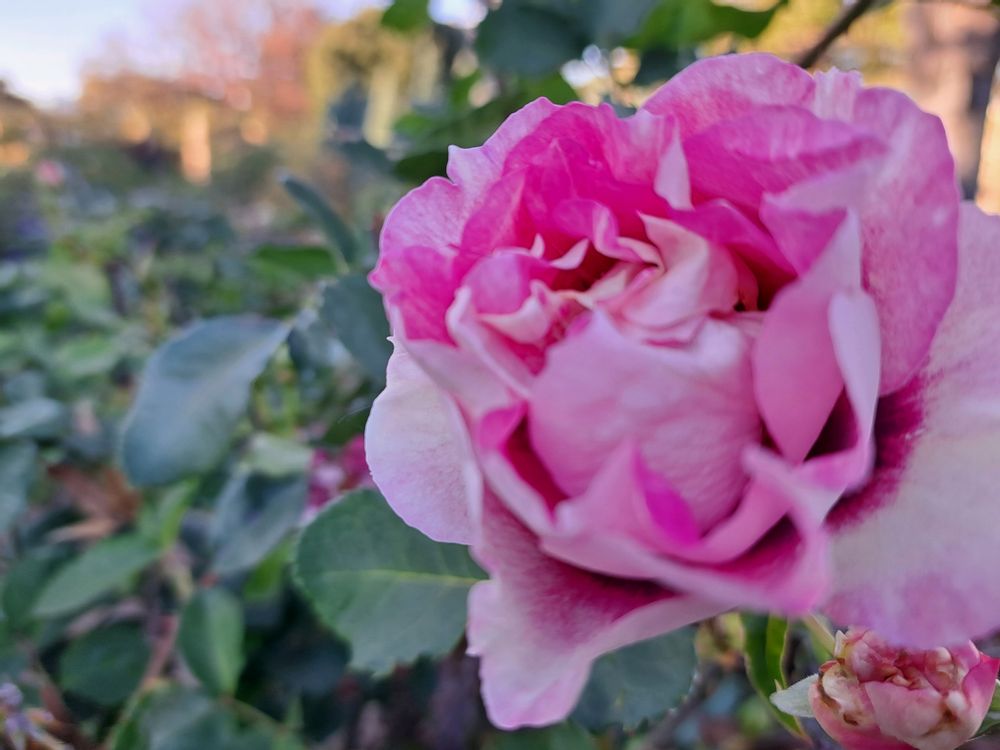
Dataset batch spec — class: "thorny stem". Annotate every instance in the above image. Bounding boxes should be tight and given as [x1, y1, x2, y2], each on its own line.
[796, 0, 881, 69]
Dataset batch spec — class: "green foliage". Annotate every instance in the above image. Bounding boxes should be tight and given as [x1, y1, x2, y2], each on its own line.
[179, 588, 245, 695]
[741, 614, 801, 735]
[573, 629, 697, 731]
[120, 316, 290, 486]
[250, 246, 341, 282]
[281, 175, 358, 269]
[476, 1, 586, 77]
[632, 0, 787, 49]
[381, 0, 430, 32]
[319, 274, 392, 383]
[32, 534, 161, 618]
[59, 623, 150, 706]
[294, 490, 485, 673]
[486, 723, 598, 750]
[211, 474, 307, 576]
[0, 441, 36, 532]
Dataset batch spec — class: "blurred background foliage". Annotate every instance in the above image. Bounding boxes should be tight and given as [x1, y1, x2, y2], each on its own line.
[1, 0, 1000, 748]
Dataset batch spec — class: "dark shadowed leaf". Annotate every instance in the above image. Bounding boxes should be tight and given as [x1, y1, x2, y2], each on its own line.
[280, 175, 357, 268]
[59, 623, 150, 706]
[179, 588, 245, 695]
[120, 316, 290, 486]
[211, 474, 307, 576]
[476, 1, 585, 77]
[32, 533, 160, 618]
[320, 274, 392, 383]
[2, 547, 65, 629]
[293, 489, 484, 674]
[0, 397, 68, 440]
[572, 628, 697, 731]
[0, 441, 35, 533]
[485, 723, 598, 750]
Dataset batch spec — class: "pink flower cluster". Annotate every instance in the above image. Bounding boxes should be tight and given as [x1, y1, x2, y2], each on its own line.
[365, 53, 1000, 728]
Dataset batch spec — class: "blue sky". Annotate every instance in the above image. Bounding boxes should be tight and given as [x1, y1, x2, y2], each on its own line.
[0, 0, 476, 104]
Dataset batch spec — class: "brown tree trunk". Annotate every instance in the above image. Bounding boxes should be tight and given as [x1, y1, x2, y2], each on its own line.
[904, 4, 1000, 199]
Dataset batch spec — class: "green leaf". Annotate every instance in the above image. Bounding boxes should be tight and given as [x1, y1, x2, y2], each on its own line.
[120, 316, 290, 486]
[59, 623, 150, 706]
[0, 441, 35, 533]
[108, 686, 217, 750]
[486, 723, 598, 750]
[293, 489, 485, 674]
[241, 433, 312, 477]
[741, 613, 801, 735]
[178, 588, 245, 695]
[110, 685, 304, 750]
[3, 547, 64, 629]
[32, 533, 160, 618]
[280, 175, 357, 269]
[382, 0, 430, 31]
[249, 245, 339, 281]
[0, 397, 68, 440]
[631, 0, 786, 50]
[476, 1, 585, 77]
[319, 274, 392, 383]
[212, 474, 308, 576]
[138, 483, 194, 550]
[49, 333, 125, 380]
[572, 628, 697, 731]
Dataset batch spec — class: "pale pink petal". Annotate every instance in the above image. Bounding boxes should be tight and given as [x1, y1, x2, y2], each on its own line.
[447, 98, 560, 195]
[825, 204, 1000, 647]
[683, 105, 885, 211]
[528, 312, 760, 530]
[365, 344, 479, 543]
[641, 53, 815, 137]
[752, 215, 865, 463]
[863, 683, 942, 741]
[849, 84, 959, 393]
[467, 492, 721, 729]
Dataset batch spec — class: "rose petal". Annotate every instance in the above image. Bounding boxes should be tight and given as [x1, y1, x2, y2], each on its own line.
[365, 344, 479, 543]
[825, 204, 1000, 647]
[467, 491, 721, 729]
[529, 312, 760, 530]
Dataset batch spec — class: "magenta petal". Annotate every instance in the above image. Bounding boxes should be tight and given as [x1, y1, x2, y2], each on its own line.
[467, 492, 721, 729]
[825, 204, 1000, 647]
[365, 345, 479, 544]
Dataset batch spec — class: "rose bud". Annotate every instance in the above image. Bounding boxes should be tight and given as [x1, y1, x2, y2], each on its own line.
[810, 628, 999, 750]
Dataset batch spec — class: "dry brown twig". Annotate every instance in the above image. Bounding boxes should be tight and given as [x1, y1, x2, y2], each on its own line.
[796, 0, 881, 68]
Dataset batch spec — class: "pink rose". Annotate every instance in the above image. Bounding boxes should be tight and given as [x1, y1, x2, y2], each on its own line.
[365, 52, 1000, 728]
[810, 628, 999, 750]
[306, 436, 373, 514]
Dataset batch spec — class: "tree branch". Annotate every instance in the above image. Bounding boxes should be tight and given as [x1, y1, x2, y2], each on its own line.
[796, 0, 881, 69]
[640, 663, 722, 749]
